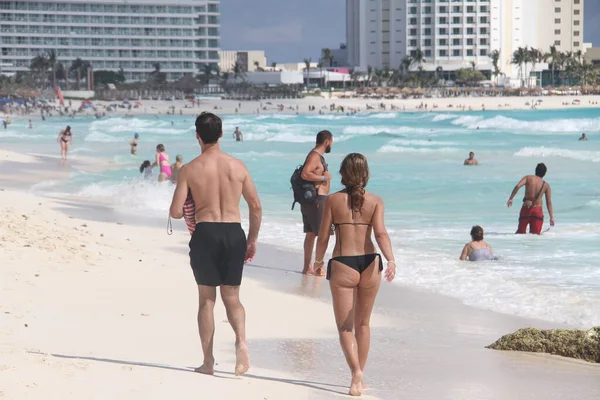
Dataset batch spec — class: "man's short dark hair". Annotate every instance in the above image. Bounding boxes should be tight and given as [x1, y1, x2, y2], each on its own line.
[195, 112, 222, 144]
[535, 163, 547, 178]
[316, 130, 333, 145]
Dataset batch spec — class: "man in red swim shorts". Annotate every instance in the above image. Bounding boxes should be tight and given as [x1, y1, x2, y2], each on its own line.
[507, 163, 555, 234]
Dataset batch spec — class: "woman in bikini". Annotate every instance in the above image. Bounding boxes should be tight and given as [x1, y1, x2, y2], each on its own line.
[459, 225, 494, 261]
[57, 125, 72, 160]
[152, 143, 171, 182]
[314, 153, 396, 397]
[129, 133, 139, 155]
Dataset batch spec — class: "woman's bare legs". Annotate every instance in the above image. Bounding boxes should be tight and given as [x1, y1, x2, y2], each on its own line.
[329, 261, 363, 396]
[158, 172, 168, 182]
[355, 259, 382, 388]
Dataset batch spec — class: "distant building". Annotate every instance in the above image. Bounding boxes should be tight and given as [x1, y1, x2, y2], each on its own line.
[320, 44, 349, 67]
[219, 50, 267, 72]
[273, 62, 318, 72]
[584, 48, 600, 66]
[346, 0, 585, 83]
[0, 0, 221, 81]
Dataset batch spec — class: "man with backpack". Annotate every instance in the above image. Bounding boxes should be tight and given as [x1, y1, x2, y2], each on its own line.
[294, 130, 334, 275]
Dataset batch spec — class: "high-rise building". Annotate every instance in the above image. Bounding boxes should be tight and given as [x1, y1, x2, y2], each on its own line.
[219, 50, 267, 73]
[0, 0, 220, 82]
[346, 0, 584, 82]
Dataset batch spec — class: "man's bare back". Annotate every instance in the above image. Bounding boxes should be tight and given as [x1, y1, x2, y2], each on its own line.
[182, 150, 248, 224]
[520, 175, 548, 207]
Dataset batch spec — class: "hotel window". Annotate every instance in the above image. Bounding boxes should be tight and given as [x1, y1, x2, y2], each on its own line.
[408, 7, 417, 14]
[424, 50, 432, 57]
[574, 31, 580, 36]
[452, 6, 461, 13]
[439, 6, 447, 13]
[480, 38, 488, 45]
[452, 38, 461, 46]
[574, 20, 580, 26]
[480, 27, 488, 34]
[574, 0, 580, 3]
[423, 17, 431, 25]
[410, 39, 417, 46]
[555, 29, 561, 34]
[555, 40, 561, 45]
[555, 7, 561, 12]
[424, 39, 432, 46]
[466, 17, 474, 24]
[467, 38, 474, 45]
[439, 28, 447, 35]
[439, 50, 447, 57]
[574, 9, 580, 15]
[574, 41, 580, 47]
[409, 28, 417, 36]
[467, 6, 474, 13]
[480, 5, 488, 12]
[439, 17, 447, 24]
[452, 27, 461, 35]
[467, 49, 474, 56]
[480, 49, 488, 56]
[423, 28, 431, 35]
[480, 16, 488, 23]
[439, 39, 447, 46]
[423, 6, 431, 14]
[453, 49, 461, 57]
[409, 18, 417, 25]
[452, 17, 461, 24]
[555, 18, 561, 23]
[467, 27, 474, 35]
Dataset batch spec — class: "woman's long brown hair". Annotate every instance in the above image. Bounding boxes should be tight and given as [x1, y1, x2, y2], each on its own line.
[339, 153, 370, 213]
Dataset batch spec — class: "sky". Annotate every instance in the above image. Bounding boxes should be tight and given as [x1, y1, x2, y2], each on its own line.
[221, 0, 600, 64]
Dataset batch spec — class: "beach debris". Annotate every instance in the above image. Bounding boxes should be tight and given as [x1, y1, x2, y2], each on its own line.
[22, 214, 28, 220]
[81, 223, 88, 227]
[486, 327, 600, 363]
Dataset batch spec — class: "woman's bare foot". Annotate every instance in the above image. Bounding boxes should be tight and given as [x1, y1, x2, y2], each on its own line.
[194, 362, 214, 375]
[235, 344, 250, 376]
[314, 266, 326, 277]
[349, 371, 363, 396]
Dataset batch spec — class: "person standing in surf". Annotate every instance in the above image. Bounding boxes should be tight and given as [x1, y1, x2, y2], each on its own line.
[57, 126, 72, 161]
[152, 144, 171, 182]
[507, 163, 555, 234]
[130, 133, 139, 155]
[169, 112, 262, 377]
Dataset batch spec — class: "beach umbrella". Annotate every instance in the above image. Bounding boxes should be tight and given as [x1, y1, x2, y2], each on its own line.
[188, 99, 196, 103]
[122, 100, 130, 105]
[135, 101, 143, 106]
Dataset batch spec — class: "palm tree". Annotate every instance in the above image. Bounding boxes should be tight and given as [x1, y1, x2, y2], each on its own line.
[543, 45, 560, 87]
[511, 47, 528, 87]
[366, 65, 373, 87]
[435, 66, 443, 85]
[69, 58, 90, 90]
[489, 50, 501, 85]
[412, 49, 425, 68]
[46, 50, 59, 88]
[271, 61, 277, 70]
[220, 71, 230, 90]
[321, 48, 334, 68]
[253, 60, 264, 72]
[30, 54, 50, 88]
[303, 58, 311, 88]
[400, 56, 413, 77]
[199, 63, 214, 86]
[232, 61, 245, 87]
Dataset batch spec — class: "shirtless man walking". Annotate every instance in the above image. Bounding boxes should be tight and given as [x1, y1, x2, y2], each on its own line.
[507, 163, 555, 234]
[169, 112, 262, 376]
[300, 130, 334, 275]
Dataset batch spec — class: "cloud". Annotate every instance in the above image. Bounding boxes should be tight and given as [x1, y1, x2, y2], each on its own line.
[240, 19, 303, 44]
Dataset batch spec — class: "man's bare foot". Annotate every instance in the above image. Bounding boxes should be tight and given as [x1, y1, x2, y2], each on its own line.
[235, 344, 250, 376]
[302, 268, 315, 275]
[194, 362, 214, 375]
[349, 371, 363, 396]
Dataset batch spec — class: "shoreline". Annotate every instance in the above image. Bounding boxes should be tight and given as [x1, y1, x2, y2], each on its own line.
[1, 145, 600, 398]
[3, 95, 600, 120]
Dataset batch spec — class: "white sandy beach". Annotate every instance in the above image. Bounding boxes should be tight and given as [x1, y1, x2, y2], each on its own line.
[1, 148, 600, 399]
[3, 94, 600, 120]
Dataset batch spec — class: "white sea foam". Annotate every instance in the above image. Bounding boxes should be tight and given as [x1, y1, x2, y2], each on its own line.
[388, 139, 459, 146]
[452, 114, 600, 133]
[0, 130, 46, 139]
[84, 131, 123, 143]
[431, 113, 458, 122]
[378, 145, 460, 154]
[343, 126, 433, 136]
[514, 147, 600, 162]
[89, 117, 191, 136]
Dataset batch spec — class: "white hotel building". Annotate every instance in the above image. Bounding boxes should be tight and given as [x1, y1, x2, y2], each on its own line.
[347, 0, 584, 83]
[0, 0, 220, 81]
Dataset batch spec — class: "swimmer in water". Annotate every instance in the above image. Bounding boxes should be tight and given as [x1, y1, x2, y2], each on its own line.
[464, 151, 478, 166]
[578, 133, 588, 141]
[140, 160, 153, 180]
[459, 226, 494, 261]
[57, 125, 72, 161]
[130, 133, 139, 155]
[152, 144, 171, 182]
[170, 154, 184, 184]
[233, 127, 243, 142]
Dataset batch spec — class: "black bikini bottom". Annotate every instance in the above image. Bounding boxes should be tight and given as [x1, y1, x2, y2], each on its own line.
[327, 253, 383, 280]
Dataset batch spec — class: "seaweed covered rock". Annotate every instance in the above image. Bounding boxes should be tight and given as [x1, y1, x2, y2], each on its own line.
[486, 326, 600, 363]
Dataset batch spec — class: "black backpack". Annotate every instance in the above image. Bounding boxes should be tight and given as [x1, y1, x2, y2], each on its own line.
[290, 152, 319, 210]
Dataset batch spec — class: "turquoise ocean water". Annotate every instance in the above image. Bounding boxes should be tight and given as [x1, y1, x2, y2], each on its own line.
[3, 109, 600, 327]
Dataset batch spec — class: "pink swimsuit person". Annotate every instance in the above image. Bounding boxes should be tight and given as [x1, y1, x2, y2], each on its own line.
[159, 152, 172, 178]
